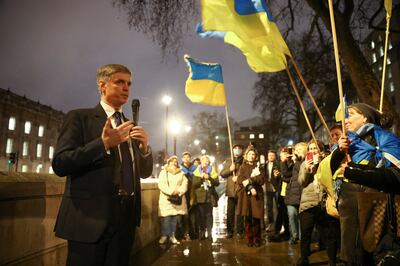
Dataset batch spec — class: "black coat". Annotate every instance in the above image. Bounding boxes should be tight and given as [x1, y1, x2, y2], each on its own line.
[52, 104, 153, 243]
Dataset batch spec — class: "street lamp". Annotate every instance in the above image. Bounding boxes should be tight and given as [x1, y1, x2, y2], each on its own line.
[194, 139, 200, 146]
[201, 149, 206, 155]
[169, 118, 182, 155]
[162, 95, 172, 156]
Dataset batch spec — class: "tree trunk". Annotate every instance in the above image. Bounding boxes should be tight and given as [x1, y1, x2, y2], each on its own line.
[306, 0, 400, 132]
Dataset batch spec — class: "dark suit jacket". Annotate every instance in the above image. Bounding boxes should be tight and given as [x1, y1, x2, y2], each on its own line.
[52, 104, 153, 243]
[264, 161, 280, 192]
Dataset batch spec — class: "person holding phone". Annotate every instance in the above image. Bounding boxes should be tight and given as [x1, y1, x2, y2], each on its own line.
[263, 150, 280, 232]
[52, 64, 153, 266]
[297, 140, 339, 266]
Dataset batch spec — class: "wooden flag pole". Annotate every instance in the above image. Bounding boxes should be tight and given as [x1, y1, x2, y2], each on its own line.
[286, 65, 319, 148]
[379, 13, 391, 112]
[327, 0, 346, 134]
[225, 103, 234, 167]
[290, 57, 331, 136]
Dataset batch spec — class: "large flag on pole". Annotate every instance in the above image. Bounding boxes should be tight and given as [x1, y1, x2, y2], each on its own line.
[184, 55, 226, 106]
[200, 0, 290, 73]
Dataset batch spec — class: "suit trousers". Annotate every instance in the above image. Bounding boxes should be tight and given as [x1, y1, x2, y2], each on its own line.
[66, 196, 136, 266]
[265, 191, 276, 225]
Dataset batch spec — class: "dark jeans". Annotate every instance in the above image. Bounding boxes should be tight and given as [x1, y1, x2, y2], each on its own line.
[67, 196, 135, 266]
[265, 191, 276, 225]
[197, 203, 213, 234]
[299, 206, 339, 265]
[274, 195, 289, 234]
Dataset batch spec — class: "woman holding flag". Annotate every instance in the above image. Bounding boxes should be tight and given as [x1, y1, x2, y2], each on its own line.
[330, 103, 400, 265]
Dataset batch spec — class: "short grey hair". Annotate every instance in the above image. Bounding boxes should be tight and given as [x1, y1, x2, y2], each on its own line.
[96, 64, 131, 84]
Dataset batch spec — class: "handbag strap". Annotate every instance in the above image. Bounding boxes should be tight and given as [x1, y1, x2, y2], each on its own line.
[387, 193, 397, 234]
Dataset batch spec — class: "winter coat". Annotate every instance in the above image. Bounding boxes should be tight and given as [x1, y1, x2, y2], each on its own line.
[220, 156, 244, 198]
[158, 166, 188, 217]
[192, 165, 219, 205]
[284, 159, 303, 206]
[298, 161, 322, 213]
[236, 163, 265, 219]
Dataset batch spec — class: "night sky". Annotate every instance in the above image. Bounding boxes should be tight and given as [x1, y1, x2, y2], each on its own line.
[0, 0, 259, 153]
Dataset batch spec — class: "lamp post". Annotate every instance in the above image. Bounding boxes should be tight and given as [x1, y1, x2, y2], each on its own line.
[169, 119, 182, 155]
[162, 95, 172, 157]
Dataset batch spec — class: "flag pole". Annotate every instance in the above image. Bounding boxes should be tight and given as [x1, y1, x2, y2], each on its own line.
[379, 12, 391, 112]
[224, 103, 234, 169]
[327, 0, 346, 134]
[290, 57, 331, 136]
[286, 65, 319, 149]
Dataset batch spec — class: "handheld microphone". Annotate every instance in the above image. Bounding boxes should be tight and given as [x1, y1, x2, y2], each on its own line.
[131, 99, 140, 126]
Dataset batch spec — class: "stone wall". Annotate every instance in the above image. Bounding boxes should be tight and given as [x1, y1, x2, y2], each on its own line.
[0, 172, 160, 266]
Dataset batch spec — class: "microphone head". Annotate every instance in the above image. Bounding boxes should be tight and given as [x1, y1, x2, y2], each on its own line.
[131, 98, 140, 125]
[131, 98, 140, 108]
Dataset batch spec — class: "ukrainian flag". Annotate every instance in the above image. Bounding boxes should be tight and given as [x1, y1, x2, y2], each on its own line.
[184, 55, 226, 106]
[200, 0, 291, 73]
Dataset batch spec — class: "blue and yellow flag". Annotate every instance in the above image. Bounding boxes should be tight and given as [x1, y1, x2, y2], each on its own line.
[200, 0, 291, 73]
[184, 55, 226, 106]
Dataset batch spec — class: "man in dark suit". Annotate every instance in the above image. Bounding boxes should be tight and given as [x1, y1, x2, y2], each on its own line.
[52, 64, 153, 266]
[264, 150, 280, 232]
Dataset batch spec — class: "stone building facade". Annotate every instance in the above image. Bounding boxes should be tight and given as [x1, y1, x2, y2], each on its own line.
[0, 88, 65, 173]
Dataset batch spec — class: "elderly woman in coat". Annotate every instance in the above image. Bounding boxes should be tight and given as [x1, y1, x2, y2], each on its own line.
[158, 156, 188, 245]
[236, 145, 265, 247]
[192, 155, 219, 240]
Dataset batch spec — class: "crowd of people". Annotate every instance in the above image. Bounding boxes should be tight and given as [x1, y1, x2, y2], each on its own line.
[156, 102, 400, 266]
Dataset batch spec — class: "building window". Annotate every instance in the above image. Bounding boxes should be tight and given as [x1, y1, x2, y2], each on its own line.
[8, 117, 16, 130]
[388, 69, 392, 78]
[49, 166, 54, 174]
[371, 41, 375, 49]
[6, 138, 13, 153]
[390, 82, 395, 93]
[378, 35, 382, 42]
[387, 58, 391, 65]
[379, 66, 383, 72]
[21, 165, 28, 173]
[23, 141, 29, 156]
[240, 134, 245, 139]
[38, 125, 44, 137]
[380, 46, 384, 57]
[36, 143, 42, 158]
[36, 164, 43, 173]
[49, 146, 54, 159]
[249, 134, 255, 139]
[24, 121, 31, 134]
[372, 53, 377, 63]
[389, 40, 392, 50]
[259, 133, 264, 139]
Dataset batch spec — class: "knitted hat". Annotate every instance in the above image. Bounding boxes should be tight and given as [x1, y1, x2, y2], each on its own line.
[349, 103, 381, 126]
[167, 155, 178, 165]
[244, 143, 258, 157]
